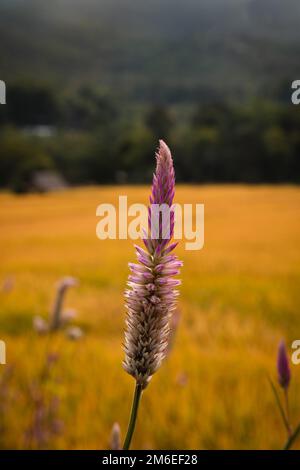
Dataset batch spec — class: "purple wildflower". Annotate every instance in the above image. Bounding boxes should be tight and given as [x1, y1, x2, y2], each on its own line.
[123, 140, 182, 389]
[277, 340, 291, 389]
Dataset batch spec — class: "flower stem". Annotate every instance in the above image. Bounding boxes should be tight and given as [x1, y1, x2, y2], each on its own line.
[284, 389, 292, 436]
[268, 377, 291, 435]
[283, 422, 300, 450]
[123, 382, 143, 450]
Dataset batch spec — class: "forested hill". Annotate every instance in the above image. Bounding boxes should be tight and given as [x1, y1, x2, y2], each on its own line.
[1, 0, 300, 103]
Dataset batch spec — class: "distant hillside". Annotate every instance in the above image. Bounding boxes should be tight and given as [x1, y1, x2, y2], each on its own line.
[1, 0, 300, 102]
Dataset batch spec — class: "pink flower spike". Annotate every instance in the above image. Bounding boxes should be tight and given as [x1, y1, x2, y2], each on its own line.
[123, 141, 182, 389]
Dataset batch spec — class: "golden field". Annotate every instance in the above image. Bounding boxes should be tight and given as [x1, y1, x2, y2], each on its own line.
[0, 185, 300, 449]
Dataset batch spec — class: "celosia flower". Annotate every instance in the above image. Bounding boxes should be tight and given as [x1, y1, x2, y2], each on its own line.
[110, 422, 121, 450]
[123, 140, 182, 389]
[277, 340, 291, 389]
[51, 276, 79, 331]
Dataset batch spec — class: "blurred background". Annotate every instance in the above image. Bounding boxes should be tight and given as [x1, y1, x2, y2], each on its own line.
[1, 0, 300, 191]
[0, 0, 300, 451]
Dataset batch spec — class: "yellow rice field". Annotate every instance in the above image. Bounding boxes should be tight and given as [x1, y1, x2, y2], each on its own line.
[0, 185, 300, 449]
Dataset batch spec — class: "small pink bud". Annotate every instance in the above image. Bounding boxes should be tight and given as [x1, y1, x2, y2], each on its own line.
[277, 340, 291, 389]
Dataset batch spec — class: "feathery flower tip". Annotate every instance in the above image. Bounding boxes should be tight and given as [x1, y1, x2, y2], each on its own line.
[123, 140, 182, 389]
[277, 340, 291, 389]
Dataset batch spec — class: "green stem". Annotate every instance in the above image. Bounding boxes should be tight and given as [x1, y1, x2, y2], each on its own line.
[283, 422, 300, 450]
[123, 382, 143, 450]
[268, 377, 291, 435]
[284, 389, 292, 436]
